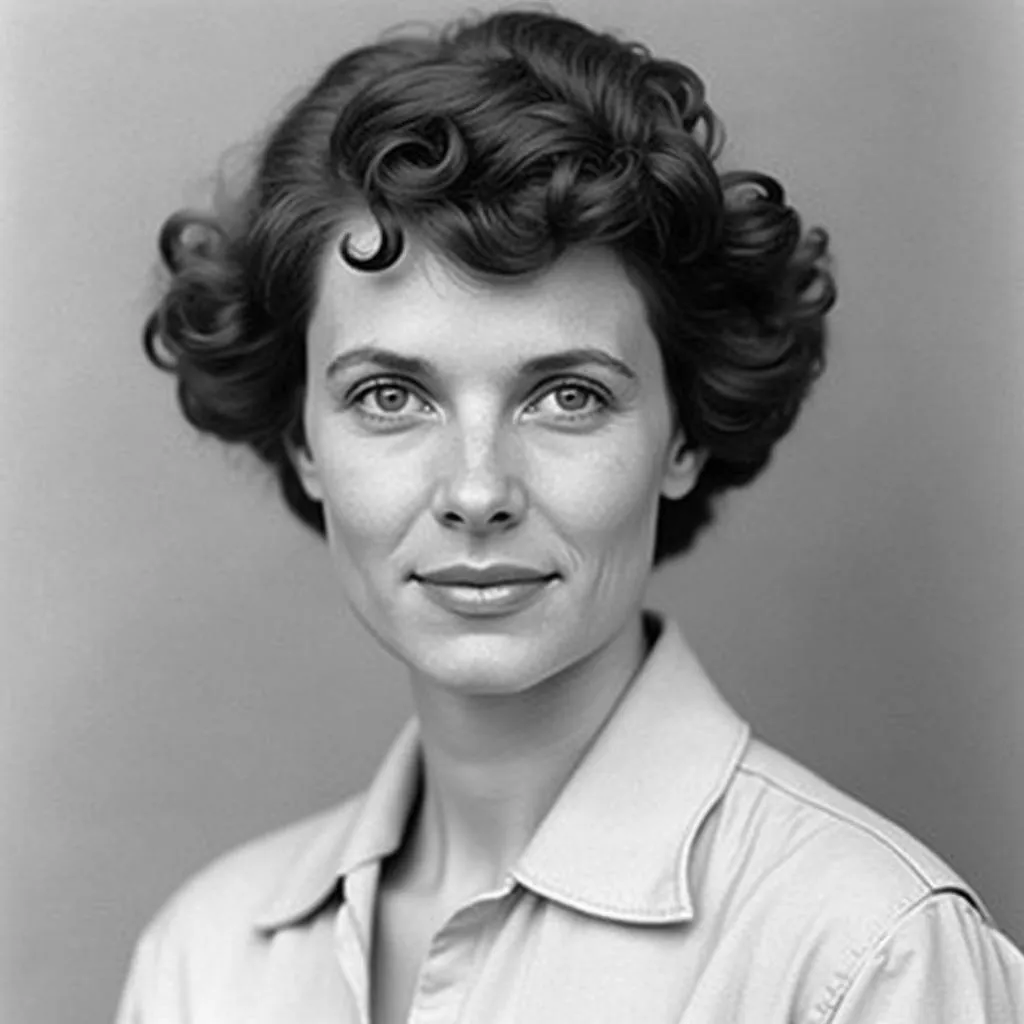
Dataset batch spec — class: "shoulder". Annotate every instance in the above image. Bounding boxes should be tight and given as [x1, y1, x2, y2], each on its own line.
[140, 792, 364, 956]
[695, 737, 1007, 1021]
[116, 795, 365, 1021]
[727, 737, 988, 912]
[825, 890, 1024, 1022]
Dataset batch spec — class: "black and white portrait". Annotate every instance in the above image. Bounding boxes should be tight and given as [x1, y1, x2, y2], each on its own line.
[2, 2, 1022, 1022]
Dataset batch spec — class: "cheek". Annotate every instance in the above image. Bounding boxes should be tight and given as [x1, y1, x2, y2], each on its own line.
[538, 439, 663, 551]
[314, 439, 424, 559]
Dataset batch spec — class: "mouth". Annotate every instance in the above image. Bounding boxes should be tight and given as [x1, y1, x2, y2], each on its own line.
[410, 565, 560, 617]
[412, 564, 559, 588]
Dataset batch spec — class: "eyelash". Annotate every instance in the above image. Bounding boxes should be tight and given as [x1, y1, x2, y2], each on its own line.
[348, 377, 613, 425]
[525, 381, 613, 421]
[349, 379, 432, 423]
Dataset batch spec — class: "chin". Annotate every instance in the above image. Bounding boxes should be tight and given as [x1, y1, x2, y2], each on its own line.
[403, 629, 575, 697]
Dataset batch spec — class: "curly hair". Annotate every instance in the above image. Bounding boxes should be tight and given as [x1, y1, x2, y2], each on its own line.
[145, 9, 835, 566]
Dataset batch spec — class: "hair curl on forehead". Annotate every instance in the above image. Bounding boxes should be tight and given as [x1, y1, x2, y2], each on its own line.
[146, 9, 835, 566]
[332, 18, 723, 274]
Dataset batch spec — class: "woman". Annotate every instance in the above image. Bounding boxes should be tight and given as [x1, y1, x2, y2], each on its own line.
[118, 9, 1023, 1022]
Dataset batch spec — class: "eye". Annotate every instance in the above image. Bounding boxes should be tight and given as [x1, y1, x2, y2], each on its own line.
[368, 384, 411, 414]
[549, 385, 596, 413]
[525, 381, 612, 421]
[350, 380, 432, 422]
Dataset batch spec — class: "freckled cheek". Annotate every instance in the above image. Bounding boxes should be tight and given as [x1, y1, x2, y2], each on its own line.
[315, 444, 428, 561]
[536, 446, 661, 549]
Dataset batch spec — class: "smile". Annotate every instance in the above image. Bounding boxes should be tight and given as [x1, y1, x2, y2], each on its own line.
[412, 573, 558, 617]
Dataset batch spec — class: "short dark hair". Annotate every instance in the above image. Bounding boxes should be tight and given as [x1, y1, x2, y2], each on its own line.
[145, 9, 835, 566]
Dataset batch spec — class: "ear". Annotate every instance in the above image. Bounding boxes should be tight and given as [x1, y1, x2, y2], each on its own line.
[660, 431, 707, 501]
[287, 436, 324, 502]
[284, 397, 324, 502]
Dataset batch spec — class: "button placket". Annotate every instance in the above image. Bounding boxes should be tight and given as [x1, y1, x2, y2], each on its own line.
[407, 880, 517, 1024]
[333, 865, 381, 1024]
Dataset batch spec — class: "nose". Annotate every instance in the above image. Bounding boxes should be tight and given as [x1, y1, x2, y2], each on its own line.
[431, 417, 527, 535]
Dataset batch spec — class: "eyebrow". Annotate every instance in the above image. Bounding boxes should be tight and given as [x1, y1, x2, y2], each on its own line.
[325, 345, 639, 383]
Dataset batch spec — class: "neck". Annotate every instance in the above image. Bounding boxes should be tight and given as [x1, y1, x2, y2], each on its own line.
[399, 612, 651, 901]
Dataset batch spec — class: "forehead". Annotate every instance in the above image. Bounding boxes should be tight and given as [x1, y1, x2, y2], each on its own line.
[307, 220, 656, 368]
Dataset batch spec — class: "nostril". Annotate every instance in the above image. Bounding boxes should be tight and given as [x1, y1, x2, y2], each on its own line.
[433, 477, 527, 531]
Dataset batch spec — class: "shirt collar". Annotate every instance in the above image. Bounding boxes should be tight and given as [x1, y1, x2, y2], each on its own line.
[252, 720, 421, 932]
[254, 611, 750, 932]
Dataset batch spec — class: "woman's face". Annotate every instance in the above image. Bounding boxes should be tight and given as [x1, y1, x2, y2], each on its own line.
[296, 215, 702, 696]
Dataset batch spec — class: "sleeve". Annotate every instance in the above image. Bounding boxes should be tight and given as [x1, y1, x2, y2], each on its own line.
[114, 910, 187, 1024]
[826, 891, 1024, 1024]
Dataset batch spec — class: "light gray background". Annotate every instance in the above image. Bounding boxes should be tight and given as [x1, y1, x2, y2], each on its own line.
[2, 0, 1022, 1021]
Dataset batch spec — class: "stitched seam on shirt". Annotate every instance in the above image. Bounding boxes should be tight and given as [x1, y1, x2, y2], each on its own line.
[509, 867, 689, 920]
[805, 891, 920, 1024]
[673, 720, 752, 910]
[807, 889, 978, 1024]
[735, 764, 944, 893]
[512, 723, 751, 922]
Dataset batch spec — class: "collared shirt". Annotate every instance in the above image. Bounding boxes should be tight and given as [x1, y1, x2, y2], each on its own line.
[116, 613, 1024, 1023]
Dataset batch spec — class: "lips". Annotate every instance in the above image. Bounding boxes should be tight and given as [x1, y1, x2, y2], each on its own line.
[412, 563, 559, 618]
[413, 563, 557, 587]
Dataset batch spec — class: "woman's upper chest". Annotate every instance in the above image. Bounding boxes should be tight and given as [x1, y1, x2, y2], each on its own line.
[361, 880, 717, 1024]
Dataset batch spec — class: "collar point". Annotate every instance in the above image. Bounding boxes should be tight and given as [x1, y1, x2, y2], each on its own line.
[511, 868, 696, 927]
